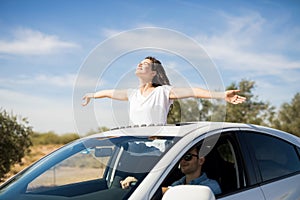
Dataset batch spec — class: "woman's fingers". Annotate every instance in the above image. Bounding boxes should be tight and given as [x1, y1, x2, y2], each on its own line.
[81, 95, 91, 106]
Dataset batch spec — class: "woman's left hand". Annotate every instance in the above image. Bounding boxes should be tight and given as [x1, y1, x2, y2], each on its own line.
[225, 90, 246, 104]
[82, 93, 94, 106]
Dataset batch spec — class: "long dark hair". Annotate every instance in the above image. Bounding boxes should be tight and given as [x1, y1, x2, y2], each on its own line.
[145, 56, 171, 87]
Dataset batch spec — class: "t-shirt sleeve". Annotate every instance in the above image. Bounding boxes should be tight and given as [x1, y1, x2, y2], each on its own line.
[162, 85, 173, 104]
[127, 88, 136, 101]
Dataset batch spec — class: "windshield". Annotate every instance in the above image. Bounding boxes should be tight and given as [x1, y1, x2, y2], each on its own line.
[1, 135, 179, 200]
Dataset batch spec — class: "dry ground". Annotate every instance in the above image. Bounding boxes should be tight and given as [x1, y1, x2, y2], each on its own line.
[1, 144, 62, 184]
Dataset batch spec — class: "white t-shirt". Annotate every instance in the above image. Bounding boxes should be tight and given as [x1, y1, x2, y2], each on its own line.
[127, 85, 173, 126]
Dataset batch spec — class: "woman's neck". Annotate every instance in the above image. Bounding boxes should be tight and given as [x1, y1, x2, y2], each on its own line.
[139, 82, 152, 88]
[138, 76, 152, 86]
[139, 82, 154, 95]
[138, 75, 153, 87]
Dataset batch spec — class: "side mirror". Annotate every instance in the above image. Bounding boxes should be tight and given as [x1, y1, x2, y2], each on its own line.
[162, 185, 215, 200]
[95, 147, 113, 157]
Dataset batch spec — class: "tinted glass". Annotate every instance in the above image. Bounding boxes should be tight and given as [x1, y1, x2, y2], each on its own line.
[245, 132, 300, 182]
[153, 134, 241, 200]
[1, 136, 179, 200]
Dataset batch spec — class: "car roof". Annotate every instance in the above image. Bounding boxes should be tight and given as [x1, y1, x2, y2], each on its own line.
[85, 122, 279, 138]
[83, 122, 299, 145]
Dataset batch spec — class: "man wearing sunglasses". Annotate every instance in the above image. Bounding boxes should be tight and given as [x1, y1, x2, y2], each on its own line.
[163, 146, 222, 195]
[121, 146, 221, 195]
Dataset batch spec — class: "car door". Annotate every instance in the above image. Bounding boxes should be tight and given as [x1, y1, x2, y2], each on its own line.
[240, 131, 300, 200]
[151, 129, 266, 200]
[205, 131, 266, 200]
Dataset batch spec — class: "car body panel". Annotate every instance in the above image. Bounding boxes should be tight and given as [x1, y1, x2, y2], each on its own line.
[260, 174, 300, 200]
[218, 187, 265, 200]
[0, 122, 299, 200]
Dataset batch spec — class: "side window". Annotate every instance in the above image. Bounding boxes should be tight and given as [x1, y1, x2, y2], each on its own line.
[151, 133, 242, 200]
[202, 135, 241, 194]
[26, 148, 109, 193]
[245, 132, 300, 182]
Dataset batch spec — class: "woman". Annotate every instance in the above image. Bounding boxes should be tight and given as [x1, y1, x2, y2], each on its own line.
[82, 56, 246, 125]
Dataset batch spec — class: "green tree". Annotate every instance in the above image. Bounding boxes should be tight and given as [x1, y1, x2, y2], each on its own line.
[31, 131, 60, 145]
[167, 100, 181, 124]
[225, 79, 275, 125]
[31, 131, 80, 145]
[167, 98, 215, 124]
[85, 126, 110, 136]
[273, 93, 300, 137]
[0, 109, 33, 181]
[168, 99, 203, 124]
[167, 79, 276, 125]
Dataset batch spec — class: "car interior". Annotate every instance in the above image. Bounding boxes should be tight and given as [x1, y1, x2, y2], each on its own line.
[22, 137, 170, 200]
[202, 138, 238, 194]
[152, 134, 241, 200]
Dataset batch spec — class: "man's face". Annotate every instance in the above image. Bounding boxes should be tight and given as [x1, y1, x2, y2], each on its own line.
[180, 148, 203, 175]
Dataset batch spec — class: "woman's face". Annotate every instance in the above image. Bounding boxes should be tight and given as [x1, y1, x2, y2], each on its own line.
[135, 59, 156, 80]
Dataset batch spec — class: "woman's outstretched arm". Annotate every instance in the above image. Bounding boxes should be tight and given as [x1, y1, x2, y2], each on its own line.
[82, 89, 128, 106]
[169, 88, 246, 104]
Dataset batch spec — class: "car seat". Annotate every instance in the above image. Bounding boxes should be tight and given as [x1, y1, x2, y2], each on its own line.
[202, 142, 237, 194]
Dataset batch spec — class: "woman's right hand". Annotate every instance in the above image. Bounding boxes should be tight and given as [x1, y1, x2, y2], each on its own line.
[82, 93, 94, 106]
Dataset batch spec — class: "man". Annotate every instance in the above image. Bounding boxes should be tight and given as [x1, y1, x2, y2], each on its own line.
[120, 146, 222, 195]
[162, 146, 222, 195]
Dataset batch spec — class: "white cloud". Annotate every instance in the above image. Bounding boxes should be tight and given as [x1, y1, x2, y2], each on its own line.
[0, 73, 115, 134]
[0, 73, 77, 88]
[0, 28, 79, 55]
[99, 27, 209, 59]
[98, 19, 300, 82]
[195, 12, 300, 74]
[35, 74, 76, 87]
[0, 88, 76, 134]
[191, 11, 300, 107]
[101, 28, 124, 38]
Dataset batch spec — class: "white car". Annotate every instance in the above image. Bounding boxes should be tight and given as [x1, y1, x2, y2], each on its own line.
[0, 122, 299, 200]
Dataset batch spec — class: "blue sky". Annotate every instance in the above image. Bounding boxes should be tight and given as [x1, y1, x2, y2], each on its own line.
[0, 0, 299, 134]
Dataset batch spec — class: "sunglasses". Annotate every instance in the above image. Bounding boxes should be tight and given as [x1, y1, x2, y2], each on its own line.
[182, 153, 198, 161]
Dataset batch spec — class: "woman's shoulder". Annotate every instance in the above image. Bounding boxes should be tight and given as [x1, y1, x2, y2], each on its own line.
[159, 85, 173, 91]
[127, 88, 139, 98]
